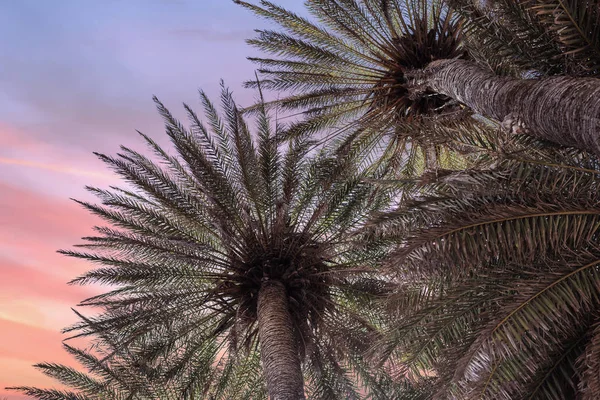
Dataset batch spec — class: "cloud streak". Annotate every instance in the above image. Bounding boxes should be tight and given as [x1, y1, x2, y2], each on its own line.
[0, 157, 114, 181]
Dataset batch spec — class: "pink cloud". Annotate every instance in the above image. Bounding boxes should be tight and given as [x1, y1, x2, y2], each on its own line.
[0, 320, 85, 398]
[0, 259, 94, 306]
[0, 182, 105, 395]
[0, 157, 114, 181]
[0, 123, 40, 151]
[0, 320, 75, 365]
[0, 181, 100, 247]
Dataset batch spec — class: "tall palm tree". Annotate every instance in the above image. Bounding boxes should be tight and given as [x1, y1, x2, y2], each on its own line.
[21, 85, 399, 399]
[236, 0, 600, 157]
[373, 128, 600, 399]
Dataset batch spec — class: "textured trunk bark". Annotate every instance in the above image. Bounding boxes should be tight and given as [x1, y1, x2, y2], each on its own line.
[423, 59, 600, 156]
[257, 280, 306, 400]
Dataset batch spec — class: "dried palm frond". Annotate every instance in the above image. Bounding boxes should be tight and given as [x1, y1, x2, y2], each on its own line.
[527, 0, 600, 74]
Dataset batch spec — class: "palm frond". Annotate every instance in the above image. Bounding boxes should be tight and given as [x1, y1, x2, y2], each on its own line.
[528, 0, 600, 74]
[237, 0, 475, 172]
[376, 132, 600, 398]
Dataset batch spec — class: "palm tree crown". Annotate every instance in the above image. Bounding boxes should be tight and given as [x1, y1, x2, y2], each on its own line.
[238, 0, 600, 158]
[237, 0, 468, 166]
[35, 85, 397, 399]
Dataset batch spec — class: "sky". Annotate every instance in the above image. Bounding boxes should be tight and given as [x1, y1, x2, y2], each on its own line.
[0, 0, 302, 397]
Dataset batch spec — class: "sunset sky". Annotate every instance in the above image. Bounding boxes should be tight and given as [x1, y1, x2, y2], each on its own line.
[0, 1, 301, 397]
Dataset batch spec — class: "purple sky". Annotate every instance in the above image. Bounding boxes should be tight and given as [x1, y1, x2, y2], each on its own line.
[0, 0, 303, 397]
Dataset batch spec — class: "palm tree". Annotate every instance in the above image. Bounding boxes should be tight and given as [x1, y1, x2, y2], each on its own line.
[10, 311, 268, 400]
[373, 128, 600, 399]
[236, 0, 600, 157]
[236, 0, 470, 171]
[22, 85, 400, 399]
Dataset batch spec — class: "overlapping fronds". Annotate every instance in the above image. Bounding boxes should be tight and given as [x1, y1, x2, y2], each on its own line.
[447, 0, 564, 76]
[236, 0, 473, 170]
[374, 131, 600, 398]
[9, 313, 267, 400]
[10, 340, 178, 400]
[15, 85, 400, 399]
[237, 0, 600, 161]
[528, 0, 600, 74]
[449, 0, 600, 76]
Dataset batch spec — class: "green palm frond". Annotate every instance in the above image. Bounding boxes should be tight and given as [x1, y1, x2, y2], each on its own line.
[237, 0, 600, 170]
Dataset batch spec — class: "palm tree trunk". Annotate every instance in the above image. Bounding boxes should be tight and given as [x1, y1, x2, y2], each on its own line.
[257, 280, 306, 400]
[423, 59, 600, 156]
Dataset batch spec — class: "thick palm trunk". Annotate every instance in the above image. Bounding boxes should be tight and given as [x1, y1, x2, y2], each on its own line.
[423, 59, 600, 156]
[257, 280, 306, 400]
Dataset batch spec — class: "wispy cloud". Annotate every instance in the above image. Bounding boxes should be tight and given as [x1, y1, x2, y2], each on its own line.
[0, 182, 100, 280]
[0, 157, 113, 180]
[0, 259, 94, 308]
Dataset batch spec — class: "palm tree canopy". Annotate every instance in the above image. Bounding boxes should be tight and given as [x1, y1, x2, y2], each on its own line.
[236, 0, 471, 169]
[30, 84, 400, 399]
[373, 128, 600, 399]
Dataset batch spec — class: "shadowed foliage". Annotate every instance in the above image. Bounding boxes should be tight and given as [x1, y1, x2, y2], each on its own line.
[10, 328, 434, 400]
[10, 311, 268, 400]
[373, 126, 600, 399]
[447, 0, 600, 77]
